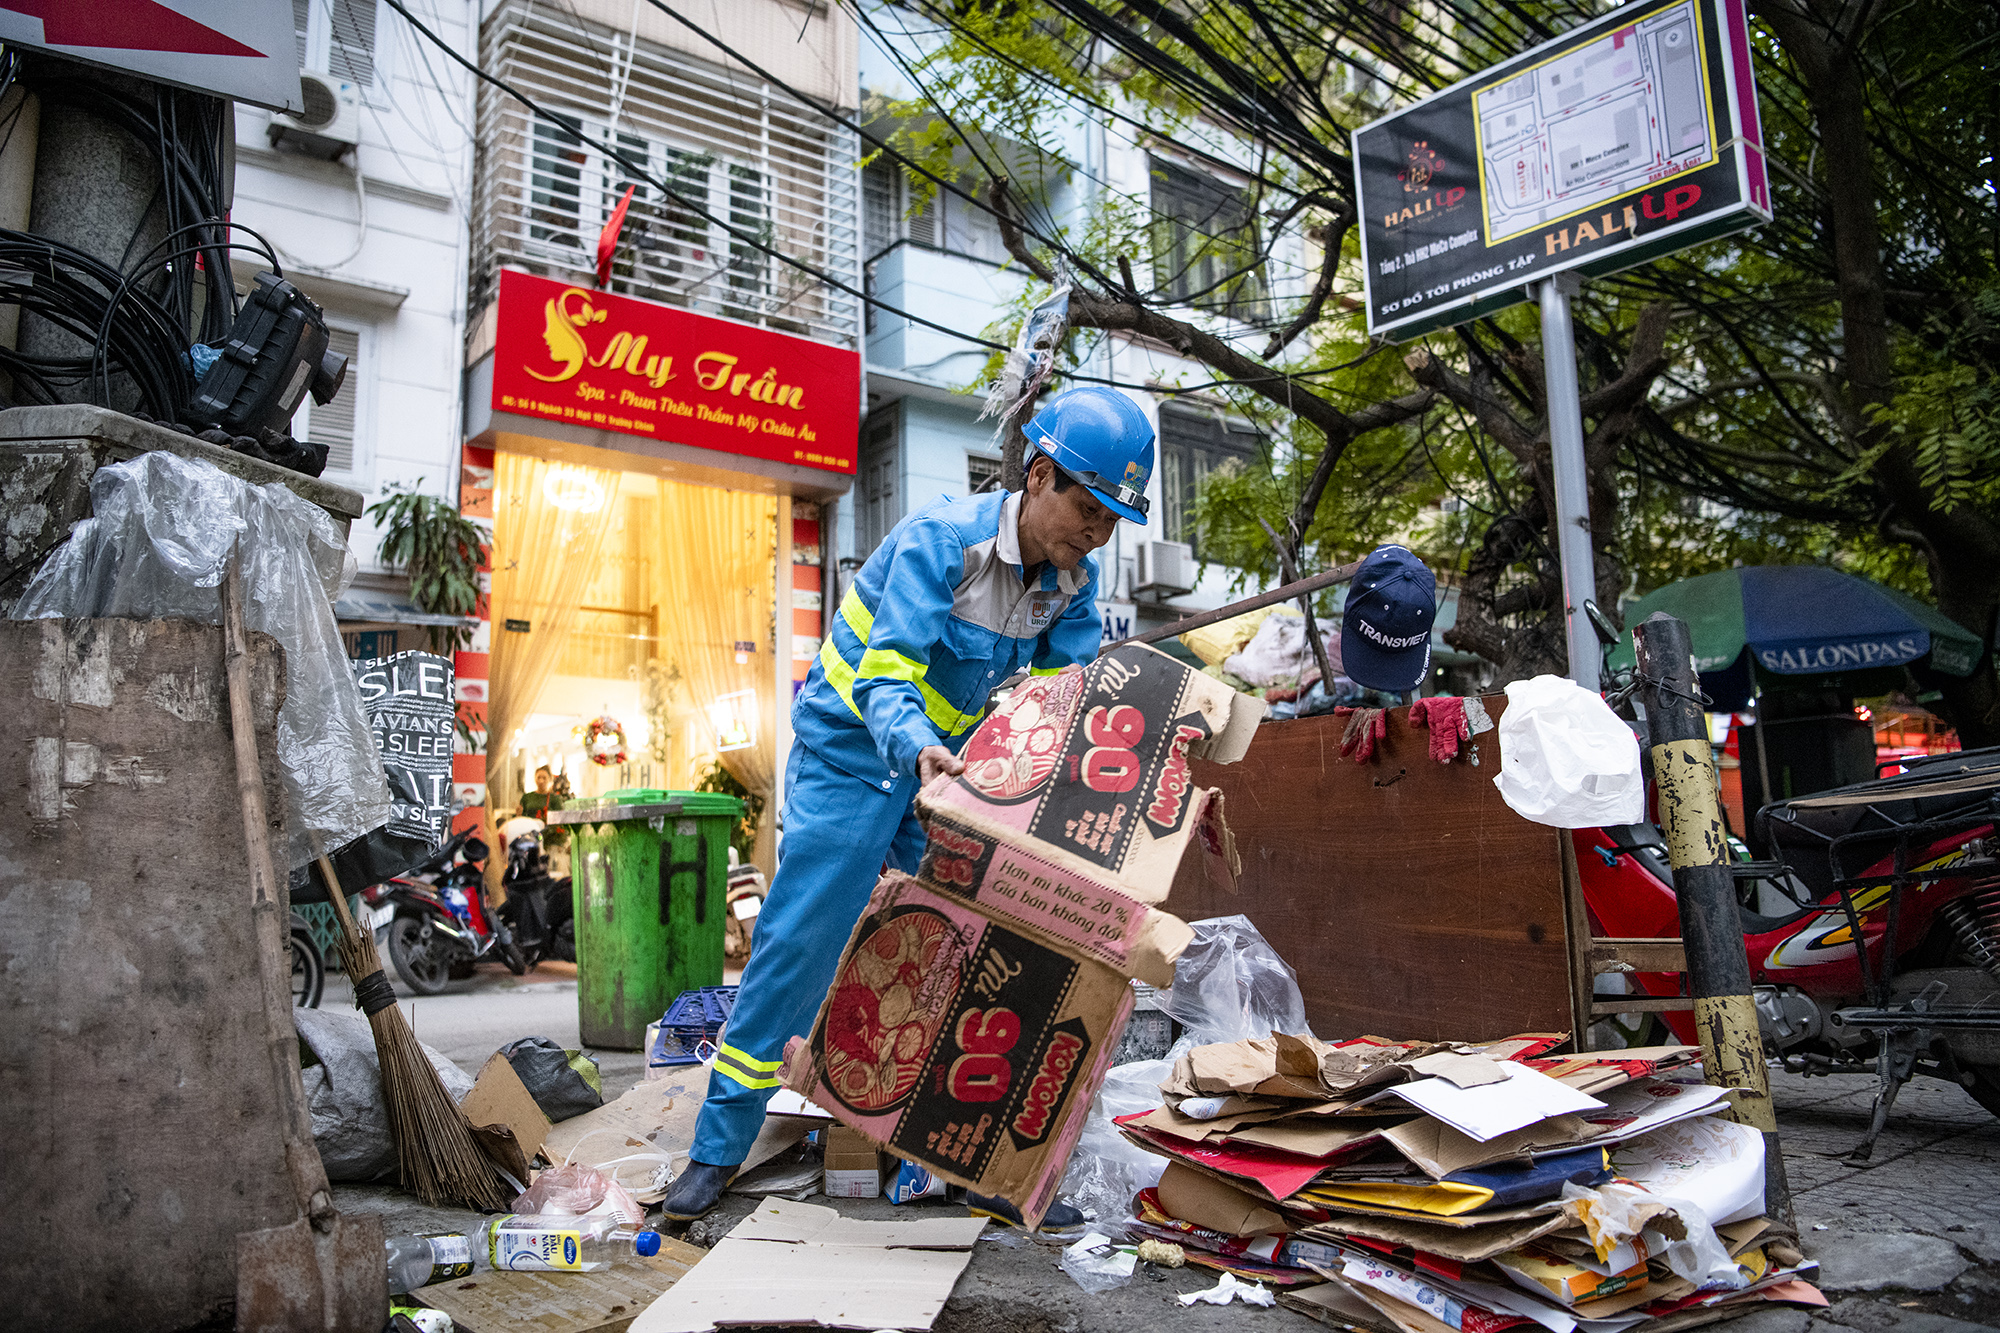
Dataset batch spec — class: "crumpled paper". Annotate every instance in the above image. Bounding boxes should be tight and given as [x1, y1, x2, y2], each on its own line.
[1177, 1272, 1276, 1307]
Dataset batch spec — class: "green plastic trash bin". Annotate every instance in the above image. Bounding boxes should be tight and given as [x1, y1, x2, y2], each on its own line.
[549, 788, 743, 1050]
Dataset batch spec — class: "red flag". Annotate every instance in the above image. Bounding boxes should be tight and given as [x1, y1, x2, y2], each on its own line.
[596, 185, 637, 289]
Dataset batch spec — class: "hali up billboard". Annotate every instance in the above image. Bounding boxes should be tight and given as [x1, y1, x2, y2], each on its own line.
[492, 269, 860, 476]
[1353, 0, 1770, 339]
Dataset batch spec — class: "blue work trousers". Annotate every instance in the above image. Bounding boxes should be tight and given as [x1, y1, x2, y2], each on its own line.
[690, 742, 926, 1165]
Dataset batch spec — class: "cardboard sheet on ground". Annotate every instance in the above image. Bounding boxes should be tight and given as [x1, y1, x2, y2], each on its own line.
[542, 1074, 708, 1203]
[416, 1235, 706, 1333]
[462, 1051, 553, 1183]
[629, 1199, 986, 1332]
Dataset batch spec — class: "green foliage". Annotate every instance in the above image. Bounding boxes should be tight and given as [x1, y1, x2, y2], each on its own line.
[692, 759, 763, 859]
[1863, 282, 2000, 516]
[365, 481, 485, 652]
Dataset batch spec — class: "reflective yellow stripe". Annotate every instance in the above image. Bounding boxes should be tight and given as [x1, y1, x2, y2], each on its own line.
[719, 1042, 780, 1071]
[859, 649, 984, 736]
[714, 1060, 781, 1091]
[1029, 665, 1063, 676]
[838, 587, 874, 640]
[818, 636, 864, 720]
[714, 1043, 782, 1090]
[816, 594, 985, 737]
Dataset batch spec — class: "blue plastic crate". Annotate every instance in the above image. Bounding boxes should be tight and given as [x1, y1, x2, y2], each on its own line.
[648, 985, 739, 1067]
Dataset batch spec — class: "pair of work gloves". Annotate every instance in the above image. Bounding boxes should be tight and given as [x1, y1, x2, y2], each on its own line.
[1334, 695, 1472, 765]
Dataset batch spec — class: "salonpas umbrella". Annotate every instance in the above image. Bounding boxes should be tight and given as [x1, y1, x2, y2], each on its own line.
[1606, 566, 1984, 710]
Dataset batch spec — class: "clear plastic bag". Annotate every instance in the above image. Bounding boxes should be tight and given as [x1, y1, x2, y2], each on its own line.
[1059, 1230, 1138, 1294]
[1492, 675, 1645, 829]
[1563, 1180, 1745, 1292]
[12, 450, 388, 867]
[512, 1162, 644, 1223]
[1054, 1056, 1176, 1226]
[1161, 915, 1311, 1045]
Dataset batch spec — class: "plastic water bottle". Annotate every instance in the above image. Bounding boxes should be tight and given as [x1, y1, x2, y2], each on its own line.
[386, 1219, 662, 1291]
[385, 1231, 478, 1294]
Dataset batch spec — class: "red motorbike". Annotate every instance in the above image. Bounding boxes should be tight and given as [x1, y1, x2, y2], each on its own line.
[1575, 744, 2000, 1157]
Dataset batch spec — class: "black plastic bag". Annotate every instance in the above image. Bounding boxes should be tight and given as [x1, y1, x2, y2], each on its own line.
[501, 1037, 604, 1123]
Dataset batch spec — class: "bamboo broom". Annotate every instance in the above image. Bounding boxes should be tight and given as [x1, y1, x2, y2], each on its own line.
[220, 553, 504, 1211]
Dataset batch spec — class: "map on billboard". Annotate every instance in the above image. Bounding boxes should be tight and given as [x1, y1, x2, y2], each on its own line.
[1476, 2, 1714, 243]
[1353, 0, 1769, 340]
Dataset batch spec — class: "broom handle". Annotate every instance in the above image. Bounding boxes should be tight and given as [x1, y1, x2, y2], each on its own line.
[221, 550, 338, 1221]
[314, 846, 380, 982]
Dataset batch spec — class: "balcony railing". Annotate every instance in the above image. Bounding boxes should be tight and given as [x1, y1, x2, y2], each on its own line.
[473, 0, 861, 348]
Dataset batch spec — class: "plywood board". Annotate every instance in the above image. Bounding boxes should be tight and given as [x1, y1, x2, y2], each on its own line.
[1164, 696, 1575, 1043]
[416, 1238, 707, 1333]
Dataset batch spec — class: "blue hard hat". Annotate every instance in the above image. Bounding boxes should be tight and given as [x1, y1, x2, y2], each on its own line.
[1021, 387, 1155, 524]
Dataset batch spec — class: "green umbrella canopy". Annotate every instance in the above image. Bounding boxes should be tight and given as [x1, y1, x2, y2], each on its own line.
[1606, 567, 1983, 702]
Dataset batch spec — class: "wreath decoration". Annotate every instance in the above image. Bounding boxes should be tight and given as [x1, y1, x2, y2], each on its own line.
[582, 715, 629, 767]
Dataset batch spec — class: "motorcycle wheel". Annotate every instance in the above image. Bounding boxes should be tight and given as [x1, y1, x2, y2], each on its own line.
[1966, 1067, 2000, 1118]
[290, 927, 324, 1009]
[553, 919, 576, 963]
[502, 939, 529, 975]
[388, 916, 452, 995]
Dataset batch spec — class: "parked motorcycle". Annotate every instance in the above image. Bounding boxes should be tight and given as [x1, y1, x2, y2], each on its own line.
[363, 828, 526, 995]
[1576, 745, 2000, 1153]
[725, 848, 767, 964]
[496, 822, 575, 968]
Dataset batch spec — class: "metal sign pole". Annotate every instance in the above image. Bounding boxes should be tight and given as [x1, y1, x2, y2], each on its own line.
[1536, 273, 1601, 693]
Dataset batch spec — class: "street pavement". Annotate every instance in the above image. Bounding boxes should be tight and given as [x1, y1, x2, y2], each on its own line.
[326, 965, 2000, 1331]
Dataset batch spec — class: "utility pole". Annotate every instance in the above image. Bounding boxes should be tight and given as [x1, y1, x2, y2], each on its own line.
[1535, 273, 1601, 693]
[1634, 610, 1792, 1224]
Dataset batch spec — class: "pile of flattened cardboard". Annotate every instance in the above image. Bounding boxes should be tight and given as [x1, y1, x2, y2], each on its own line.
[1115, 1033, 1828, 1331]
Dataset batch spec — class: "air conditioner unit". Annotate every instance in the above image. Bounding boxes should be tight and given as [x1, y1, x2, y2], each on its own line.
[1133, 539, 1196, 598]
[269, 71, 361, 159]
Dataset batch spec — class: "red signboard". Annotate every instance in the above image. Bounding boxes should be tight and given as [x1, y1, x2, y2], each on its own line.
[491, 269, 859, 476]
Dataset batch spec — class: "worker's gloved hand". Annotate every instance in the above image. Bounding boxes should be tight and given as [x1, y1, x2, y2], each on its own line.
[917, 745, 966, 785]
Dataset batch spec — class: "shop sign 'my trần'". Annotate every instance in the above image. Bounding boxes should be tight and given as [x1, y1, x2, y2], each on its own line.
[490, 268, 860, 476]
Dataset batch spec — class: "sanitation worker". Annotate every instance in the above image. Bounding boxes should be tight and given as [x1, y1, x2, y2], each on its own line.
[660, 386, 1156, 1222]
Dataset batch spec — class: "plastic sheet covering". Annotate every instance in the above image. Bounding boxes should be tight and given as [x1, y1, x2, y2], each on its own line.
[295, 1008, 473, 1182]
[1056, 917, 1311, 1224]
[1055, 1056, 1177, 1227]
[12, 450, 388, 868]
[1162, 914, 1312, 1045]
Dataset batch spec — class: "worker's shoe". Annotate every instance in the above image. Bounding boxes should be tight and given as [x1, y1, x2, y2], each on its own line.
[962, 1189, 1085, 1232]
[658, 1160, 737, 1220]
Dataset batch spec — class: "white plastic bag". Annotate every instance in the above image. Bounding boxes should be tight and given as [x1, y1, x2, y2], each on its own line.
[1493, 675, 1644, 828]
[1224, 609, 1316, 687]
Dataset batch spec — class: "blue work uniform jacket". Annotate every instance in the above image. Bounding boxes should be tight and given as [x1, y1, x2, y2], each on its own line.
[794, 489, 1103, 792]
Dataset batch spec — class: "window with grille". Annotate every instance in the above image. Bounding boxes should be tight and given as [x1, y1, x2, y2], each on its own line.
[293, 0, 377, 86]
[473, 2, 861, 346]
[304, 326, 362, 475]
[1158, 406, 1255, 556]
[1150, 155, 1269, 323]
[966, 452, 1003, 496]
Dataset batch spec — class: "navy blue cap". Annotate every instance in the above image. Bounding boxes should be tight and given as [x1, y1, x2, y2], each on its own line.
[1341, 545, 1437, 692]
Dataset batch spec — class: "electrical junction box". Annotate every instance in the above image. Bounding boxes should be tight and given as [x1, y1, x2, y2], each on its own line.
[269, 71, 360, 158]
